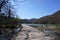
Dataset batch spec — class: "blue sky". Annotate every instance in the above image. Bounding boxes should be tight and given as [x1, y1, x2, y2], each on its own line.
[15, 0, 60, 19]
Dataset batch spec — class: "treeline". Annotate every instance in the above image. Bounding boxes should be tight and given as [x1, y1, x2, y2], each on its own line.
[20, 19, 32, 24]
[0, 15, 20, 25]
[20, 10, 60, 24]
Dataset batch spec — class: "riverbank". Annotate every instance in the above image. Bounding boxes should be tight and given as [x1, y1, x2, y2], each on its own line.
[27, 24, 60, 40]
[15, 24, 54, 40]
[0, 24, 22, 40]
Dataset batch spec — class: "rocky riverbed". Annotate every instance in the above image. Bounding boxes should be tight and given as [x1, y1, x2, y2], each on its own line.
[0, 24, 59, 40]
[15, 24, 55, 40]
[0, 27, 21, 40]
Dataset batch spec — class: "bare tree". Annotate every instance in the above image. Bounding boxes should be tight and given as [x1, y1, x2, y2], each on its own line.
[0, 0, 8, 13]
[0, 0, 25, 17]
[0, 0, 26, 23]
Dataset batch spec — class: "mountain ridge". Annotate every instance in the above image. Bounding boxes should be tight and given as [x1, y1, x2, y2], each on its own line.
[36, 10, 60, 24]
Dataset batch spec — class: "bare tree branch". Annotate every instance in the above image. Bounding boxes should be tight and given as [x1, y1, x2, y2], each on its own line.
[0, 0, 8, 13]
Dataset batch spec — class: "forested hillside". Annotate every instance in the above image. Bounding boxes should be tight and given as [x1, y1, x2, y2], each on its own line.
[36, 10, 60, 24]
[20, 10, 60, 24]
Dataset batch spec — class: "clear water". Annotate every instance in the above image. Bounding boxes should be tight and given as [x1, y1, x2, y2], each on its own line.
[27, 23, 51, 27]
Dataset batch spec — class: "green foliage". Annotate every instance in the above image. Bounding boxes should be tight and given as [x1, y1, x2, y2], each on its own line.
[0, 15, 21, 28]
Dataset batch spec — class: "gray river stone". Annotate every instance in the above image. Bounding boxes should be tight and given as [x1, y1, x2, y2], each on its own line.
[15, 24, 54, 40]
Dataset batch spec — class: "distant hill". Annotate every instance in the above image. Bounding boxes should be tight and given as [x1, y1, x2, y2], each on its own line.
[20, 10, 60, 24]
[35, 10, 60, 24]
